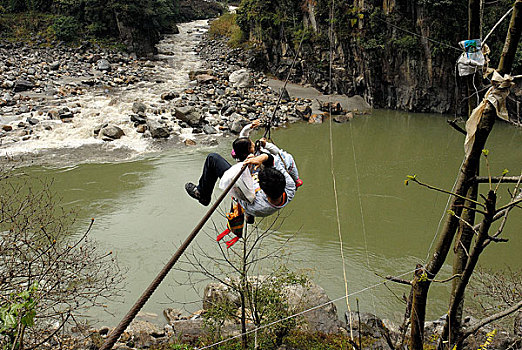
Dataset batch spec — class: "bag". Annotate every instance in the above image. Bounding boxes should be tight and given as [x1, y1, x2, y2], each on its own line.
[226, 202, 244, 238]
[217, 202, 245, 248]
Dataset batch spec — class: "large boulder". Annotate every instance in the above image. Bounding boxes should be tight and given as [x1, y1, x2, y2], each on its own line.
[99, 125, 125, 141]
[132, 101, 147, 115]
[96, 59, 111, 71]
[203, 279, 343, 334]
[284, 281, 343, 334]
[195, 74, 218, 84]
[174, 106, 202, 126]
[13, 80, 34, 92]
[229, 69, 252, 88]
[345, 312, 395, 349]
[147, 120, 170, 138]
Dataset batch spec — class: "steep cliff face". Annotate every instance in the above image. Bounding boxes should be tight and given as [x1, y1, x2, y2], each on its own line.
[239, 0, 468, 114]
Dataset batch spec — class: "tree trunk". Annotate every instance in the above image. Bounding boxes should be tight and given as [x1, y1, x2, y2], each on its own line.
[448, 178, 478, 342]
[408, 1, 522, 347]
[439, 190, 497, 350]
[498, 0, 522, 75]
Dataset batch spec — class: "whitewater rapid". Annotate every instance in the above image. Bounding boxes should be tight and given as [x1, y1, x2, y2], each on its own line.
[0, 20, 209, 163]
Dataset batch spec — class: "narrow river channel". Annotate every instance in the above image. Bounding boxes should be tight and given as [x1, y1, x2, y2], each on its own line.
[16, 110, 522, 326]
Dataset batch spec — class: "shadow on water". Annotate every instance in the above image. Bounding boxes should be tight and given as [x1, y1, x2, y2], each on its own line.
[9, 110, 522, 326]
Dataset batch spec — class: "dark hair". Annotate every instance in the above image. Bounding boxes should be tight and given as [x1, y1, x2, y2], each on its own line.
[258, 167, 286, 200]
[232, 137, 252, 161]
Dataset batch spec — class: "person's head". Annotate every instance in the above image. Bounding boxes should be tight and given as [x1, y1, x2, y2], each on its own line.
[258, 167, 286, 201]
[232, 137, 254, 161]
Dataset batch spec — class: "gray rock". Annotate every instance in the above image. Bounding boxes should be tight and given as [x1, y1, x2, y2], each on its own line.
[229, 69, 252, 88]
[195, 74, 218, 84]
[161, 91, 179, 101]
[147, 120, 170, 138]
[203, 283, 240, 311]
[345, 312, 395, 349]
[2, 93, 13, 103]
[229, 120, 244, 134]
[174, 106, 201, 126]
[99, 125, 125, 141]
[49, 61, 60, 70]
[280, 87, 290, 101]
[130, 114, 147, 124]
[333, 112, 353, 123]
[14, 80, 34, 92]
[203, 124, 218, 134]
[204, 279, 342, 335]
[26, 117, 39, 125]
[132, 101, 147, 114]
[2, 80, 14, 89]
[97, 59, 111, 71]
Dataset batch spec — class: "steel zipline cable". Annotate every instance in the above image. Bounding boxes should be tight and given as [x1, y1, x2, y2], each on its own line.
[99, 165, 248, 350]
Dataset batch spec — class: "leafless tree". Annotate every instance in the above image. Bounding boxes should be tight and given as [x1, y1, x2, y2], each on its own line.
[174, 208, 303, 349]
[0, 166, 125, 349]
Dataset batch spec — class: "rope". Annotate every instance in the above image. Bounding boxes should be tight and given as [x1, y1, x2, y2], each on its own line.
[348, 122, 377, 316]
[424, 158, 465, 264]
[326, 0, 354, 340]
[196, 268, 418, 350]
[483, 6, 513, 44]
[99, 164, 249, 350]
[263, 32, 306, 140]
[373, 16, 461, 52]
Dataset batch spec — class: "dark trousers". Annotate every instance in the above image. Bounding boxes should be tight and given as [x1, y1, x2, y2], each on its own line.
[197, 153, 231, 205]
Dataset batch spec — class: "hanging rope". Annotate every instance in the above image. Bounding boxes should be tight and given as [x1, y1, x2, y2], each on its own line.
[263, 31, 306, 140]
[99, 165, 248, 350]
[373, 16, 461, 52]
[348, 122, 378, 316]
[326, 0, 354, 341]
[483, 6, 513, 44]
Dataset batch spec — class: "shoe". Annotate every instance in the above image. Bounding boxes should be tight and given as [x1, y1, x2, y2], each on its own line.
[296, 179, 303, 188]
[185, 182, 201, 201]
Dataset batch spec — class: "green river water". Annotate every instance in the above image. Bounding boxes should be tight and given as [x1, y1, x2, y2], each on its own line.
[18, 110, 522, 326]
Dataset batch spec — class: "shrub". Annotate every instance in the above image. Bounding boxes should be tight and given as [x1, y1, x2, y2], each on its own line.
[51, 15, 79, 41]
[0, 167, 124, 348]
[209, 13, 246, 47]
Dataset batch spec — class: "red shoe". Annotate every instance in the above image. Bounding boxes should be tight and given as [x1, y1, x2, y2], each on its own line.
[296, 179, 303, 188]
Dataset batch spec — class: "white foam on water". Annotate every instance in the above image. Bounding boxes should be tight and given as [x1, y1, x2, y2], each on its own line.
[0, 19, 209, 161]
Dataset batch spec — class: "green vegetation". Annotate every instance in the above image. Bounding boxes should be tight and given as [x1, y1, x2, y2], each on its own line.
[209, 12, 246, 47]
[0, 0, 184, 53]
[0, 283, 38, 350]
[0, 168, 124, 349]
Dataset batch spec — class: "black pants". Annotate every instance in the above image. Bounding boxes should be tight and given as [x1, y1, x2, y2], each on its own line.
[197, 153, 231, 205]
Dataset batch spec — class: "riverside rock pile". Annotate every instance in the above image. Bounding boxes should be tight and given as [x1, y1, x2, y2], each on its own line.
[0, 31, 360, 150]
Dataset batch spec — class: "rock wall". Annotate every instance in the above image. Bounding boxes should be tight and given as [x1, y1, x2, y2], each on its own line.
[240, 0, 468, 114]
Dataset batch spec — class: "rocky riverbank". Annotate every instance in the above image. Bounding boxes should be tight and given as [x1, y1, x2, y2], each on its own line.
[0, 19, 370, 165]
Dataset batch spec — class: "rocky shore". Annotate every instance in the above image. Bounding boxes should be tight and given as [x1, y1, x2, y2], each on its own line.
[0, 21, 369, 163]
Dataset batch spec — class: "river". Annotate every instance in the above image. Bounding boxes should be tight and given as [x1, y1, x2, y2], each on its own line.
[13, 110, 522, 326]
[2, 20, 521, 328]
